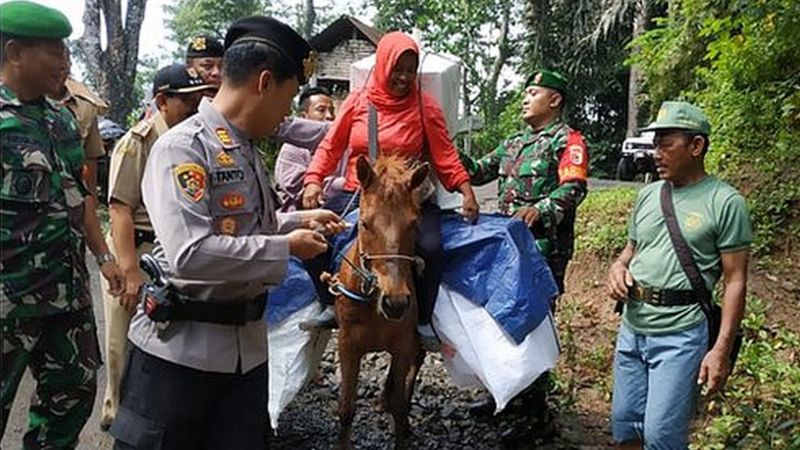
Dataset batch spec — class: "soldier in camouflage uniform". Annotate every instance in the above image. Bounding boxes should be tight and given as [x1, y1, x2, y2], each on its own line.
[1, 2, 124, 448]
[461, 69, 589, 295]
[460, 69, 589, 443]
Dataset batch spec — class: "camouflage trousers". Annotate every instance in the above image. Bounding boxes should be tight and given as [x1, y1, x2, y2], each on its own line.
[1, 308, 100, 450]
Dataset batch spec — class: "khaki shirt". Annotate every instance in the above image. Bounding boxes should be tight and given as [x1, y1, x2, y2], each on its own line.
[61, 78, 108, 159]
[107, 112, 169, 230]
[129, 97, 303, 373]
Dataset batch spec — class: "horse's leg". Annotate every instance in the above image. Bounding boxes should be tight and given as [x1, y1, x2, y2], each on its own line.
[403, 346, 425, 405]
[385, 348, 418, 449]
[337, 338, 362, 450]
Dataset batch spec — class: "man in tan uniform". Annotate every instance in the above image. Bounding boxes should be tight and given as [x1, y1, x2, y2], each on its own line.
[51, 47, 108, 197]
[99, 64, 215, 429]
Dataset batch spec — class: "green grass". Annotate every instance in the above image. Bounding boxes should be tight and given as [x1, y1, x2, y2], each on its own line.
[575, 187, 638, 259]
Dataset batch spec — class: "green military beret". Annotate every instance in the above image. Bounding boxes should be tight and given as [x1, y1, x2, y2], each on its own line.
[641, 101, 711, 135]
[525, 69, 568, 95]
[0, 1, 72, 39]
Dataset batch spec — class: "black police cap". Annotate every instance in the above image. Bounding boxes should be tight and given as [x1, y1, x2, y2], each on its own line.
[224, 16, 316, 85]
[186, 34, 224, 59]
[152, 63, 214, 96]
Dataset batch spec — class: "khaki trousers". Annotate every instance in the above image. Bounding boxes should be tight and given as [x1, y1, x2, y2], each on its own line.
[99, 233, 152, 427]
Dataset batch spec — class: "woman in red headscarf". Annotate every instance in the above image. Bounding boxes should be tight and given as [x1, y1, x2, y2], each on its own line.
[302, 31, 479, 349]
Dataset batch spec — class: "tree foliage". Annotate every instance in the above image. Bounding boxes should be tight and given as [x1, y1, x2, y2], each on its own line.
[631, 0, 800, 255]
[165, 0, 269, 47]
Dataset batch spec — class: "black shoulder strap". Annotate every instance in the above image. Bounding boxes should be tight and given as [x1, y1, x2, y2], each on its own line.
[660, 182, 710, 298]
[368, 102, 378, 162]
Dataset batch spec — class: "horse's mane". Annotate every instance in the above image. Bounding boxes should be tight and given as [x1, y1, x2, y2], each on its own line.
[371, 154, 415, 201]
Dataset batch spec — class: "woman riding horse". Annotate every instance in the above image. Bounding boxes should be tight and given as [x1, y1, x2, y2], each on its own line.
[302, 32, 480, 349]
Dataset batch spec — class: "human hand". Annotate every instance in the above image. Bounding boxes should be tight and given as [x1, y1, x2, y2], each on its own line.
[287, 229, 328, 260]
[120, 270, 144, 313]
[698, 348, 731, 395]
[513, 206, 540, 227]
[101, 261, 125, 296]
[303, 209, 348, 236]
[607, 260, 634, 301]
[461, 193, 480, 224]
[302, 183, 324, 210]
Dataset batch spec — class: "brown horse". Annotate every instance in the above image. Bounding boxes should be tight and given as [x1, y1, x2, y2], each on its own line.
[329, 154, 430, 449]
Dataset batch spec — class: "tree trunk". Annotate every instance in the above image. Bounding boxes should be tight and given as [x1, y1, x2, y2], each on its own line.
[524, 0, 550, 66]
[303, 0, 316, 40]
[484, 0, 512, 119]
[627, 0, 647, 137]
[79, 0, 148, 124]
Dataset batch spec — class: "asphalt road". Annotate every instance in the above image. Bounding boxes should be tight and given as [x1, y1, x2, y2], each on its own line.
[1, 177, 642, 449]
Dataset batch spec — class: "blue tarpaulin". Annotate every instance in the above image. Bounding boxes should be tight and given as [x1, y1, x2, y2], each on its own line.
[267, 212, 559, 343]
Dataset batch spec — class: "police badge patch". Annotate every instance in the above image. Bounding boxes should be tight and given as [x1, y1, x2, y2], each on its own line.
[174, 163, 207, 202]
[191, 36, 207, 51]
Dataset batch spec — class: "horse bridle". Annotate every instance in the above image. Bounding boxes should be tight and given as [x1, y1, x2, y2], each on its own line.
[336, 231, 424, 303]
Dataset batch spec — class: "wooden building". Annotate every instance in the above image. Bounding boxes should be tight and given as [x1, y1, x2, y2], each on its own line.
[310, 16, 383, 96]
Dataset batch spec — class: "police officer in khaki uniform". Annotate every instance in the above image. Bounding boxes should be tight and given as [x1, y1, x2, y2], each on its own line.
[51, 46, 108, 197]
[110, 17, 345, 449]
[99, 64, 215, 430]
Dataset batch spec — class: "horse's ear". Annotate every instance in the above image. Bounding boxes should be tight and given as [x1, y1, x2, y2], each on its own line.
[356, 155, 375, 190]
[408, 162, 430, 191]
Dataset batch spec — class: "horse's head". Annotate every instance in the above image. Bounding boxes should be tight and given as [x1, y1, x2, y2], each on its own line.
[356, 154, 429, 322]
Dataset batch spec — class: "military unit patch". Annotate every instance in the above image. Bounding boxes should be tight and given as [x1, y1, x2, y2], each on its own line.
[215, 127, 234, 146]
[174, 163, 207, 202]
[568, 144, 585, 165]
[216, 151, 235, 167]
[219, 216, 237, 235]
[221, 192, 245, 210]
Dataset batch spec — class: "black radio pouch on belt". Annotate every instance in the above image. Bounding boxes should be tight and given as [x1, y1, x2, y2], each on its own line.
[660, 182, 743, 367]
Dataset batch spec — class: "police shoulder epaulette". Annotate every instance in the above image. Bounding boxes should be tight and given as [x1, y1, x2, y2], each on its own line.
[65, 78, 109, 113]
[130, 120, 153, 139]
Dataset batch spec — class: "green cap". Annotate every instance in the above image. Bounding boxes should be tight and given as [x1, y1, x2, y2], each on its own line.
[524, 69, 568, 94]
[641, 101, 711, 135]
[0, 1, 72, 39]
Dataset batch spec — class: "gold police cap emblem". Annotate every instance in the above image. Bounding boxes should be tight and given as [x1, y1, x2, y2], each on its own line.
[191, 36, 207, 51]
[303, 51, 317, 81]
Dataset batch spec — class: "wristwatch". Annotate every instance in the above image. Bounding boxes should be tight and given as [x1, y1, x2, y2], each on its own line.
[96, 252, 116, 266]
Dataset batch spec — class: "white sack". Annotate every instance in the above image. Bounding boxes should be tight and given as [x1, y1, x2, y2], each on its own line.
[432, 285, 560, 413]
[267, 302, 331, 429]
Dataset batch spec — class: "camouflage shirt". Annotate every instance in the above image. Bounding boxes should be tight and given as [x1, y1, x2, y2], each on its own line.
[461, 119, 589, 260]
[0, 84, 91, 319]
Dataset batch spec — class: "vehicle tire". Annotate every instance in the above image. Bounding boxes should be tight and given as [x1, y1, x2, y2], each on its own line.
[616, 158, 635, 181]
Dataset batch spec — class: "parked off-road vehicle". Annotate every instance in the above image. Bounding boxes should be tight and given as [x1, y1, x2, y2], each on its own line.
[616, 131, 658, 183]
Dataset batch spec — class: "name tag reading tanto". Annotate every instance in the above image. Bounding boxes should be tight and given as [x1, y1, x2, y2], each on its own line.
[211, 168, 246, 186]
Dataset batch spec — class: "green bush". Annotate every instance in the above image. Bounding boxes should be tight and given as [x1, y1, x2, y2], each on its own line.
[631, 0, 800, 257]
[574, 187, 637, 259]
[692, 297, 800, 449]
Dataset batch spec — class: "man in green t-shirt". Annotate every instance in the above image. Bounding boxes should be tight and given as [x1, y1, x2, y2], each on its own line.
[607, 101, 752, 449]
